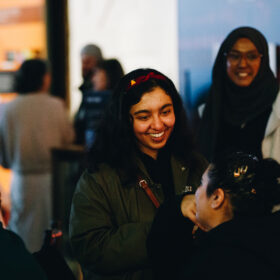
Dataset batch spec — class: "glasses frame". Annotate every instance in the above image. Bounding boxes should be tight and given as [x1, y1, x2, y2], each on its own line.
[224, 50, 263, 65]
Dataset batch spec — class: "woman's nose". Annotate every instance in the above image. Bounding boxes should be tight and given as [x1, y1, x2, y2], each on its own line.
[151, 115, 164, 130]
[238, 55, 248, 67]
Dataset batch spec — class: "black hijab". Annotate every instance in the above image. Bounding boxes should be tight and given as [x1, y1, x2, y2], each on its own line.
[198, 26, 279, 161]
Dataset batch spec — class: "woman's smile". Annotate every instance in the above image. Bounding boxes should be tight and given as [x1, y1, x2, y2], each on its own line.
[149, 131, 164, 138]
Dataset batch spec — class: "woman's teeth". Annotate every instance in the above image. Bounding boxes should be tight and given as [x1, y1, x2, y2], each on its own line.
[238, 72, 249, 77]
[150, 131, 164, 138]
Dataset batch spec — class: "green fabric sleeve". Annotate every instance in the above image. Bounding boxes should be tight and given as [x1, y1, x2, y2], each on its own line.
[69, 171, 152, 275]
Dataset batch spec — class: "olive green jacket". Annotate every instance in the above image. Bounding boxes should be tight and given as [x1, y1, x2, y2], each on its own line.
[69, 153, 207, 280]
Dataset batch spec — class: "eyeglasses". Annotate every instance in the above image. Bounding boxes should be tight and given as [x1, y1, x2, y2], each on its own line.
[224, 51, 263, 65]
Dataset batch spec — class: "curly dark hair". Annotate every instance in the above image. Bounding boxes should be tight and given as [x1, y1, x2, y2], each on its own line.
[14, 59, 49, 94]
[87, 68, 196, 178]
[207, 152, 280, 216]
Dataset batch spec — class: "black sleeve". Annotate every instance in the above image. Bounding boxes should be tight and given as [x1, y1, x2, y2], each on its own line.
[146, 195, 195, 280]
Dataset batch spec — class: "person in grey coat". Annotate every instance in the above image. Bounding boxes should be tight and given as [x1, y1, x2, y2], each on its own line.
[0, 59, 75, 252]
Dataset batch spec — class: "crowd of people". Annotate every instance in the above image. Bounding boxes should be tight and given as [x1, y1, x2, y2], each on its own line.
[0, 26, 280, 280]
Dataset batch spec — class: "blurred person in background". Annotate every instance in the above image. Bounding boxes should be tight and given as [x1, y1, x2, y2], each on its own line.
[79, 43, 103, 94]
[74, 44, 103, 144]
[75, 58, 124, 147]
[0, 59, 75, 252]
[197, 27, 280, 163]
[85, 58, 124, 148]
[92, 58, 124, 92]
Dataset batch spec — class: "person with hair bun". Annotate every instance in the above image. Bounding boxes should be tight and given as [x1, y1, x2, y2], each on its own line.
[147, 152, 280, 280]
[69, 68, 207, 280]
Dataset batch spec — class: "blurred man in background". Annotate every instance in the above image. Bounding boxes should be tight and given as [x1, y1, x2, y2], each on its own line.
[79, 44, 103, 94]
[74, 44, 103, 144]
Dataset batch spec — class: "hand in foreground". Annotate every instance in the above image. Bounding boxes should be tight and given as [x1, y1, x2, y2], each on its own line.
[180, 194, 208, 232]
[180, 194, 197, 224]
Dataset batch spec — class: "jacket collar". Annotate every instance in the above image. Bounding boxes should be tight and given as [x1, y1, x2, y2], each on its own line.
[170, 155, 191, 194]
[137, 153, 190, 194]
[119, 152, 191, 197]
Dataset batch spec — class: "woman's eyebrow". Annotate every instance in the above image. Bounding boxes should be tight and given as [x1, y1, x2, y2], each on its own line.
[161, 104, 173, 110]
[230, 49, 258, 53]
[133, 103, 173, 115]
[133, 109, 150, 115]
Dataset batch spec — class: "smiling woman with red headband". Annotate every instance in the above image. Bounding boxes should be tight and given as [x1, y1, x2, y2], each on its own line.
[198, 27, 280, 163]
[69, 68, 207, 280]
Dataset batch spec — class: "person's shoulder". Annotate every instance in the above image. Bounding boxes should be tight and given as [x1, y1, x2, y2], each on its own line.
[87, 162, 117, 176]
[0, 98, 20, 120]
[0, 101, 10, 116]
[91, 163, 120, 184]
[77, 164, 120, 192]
[1, 95, 21, 109]
[0, 224, 48, 279]
[41, 94, 68, 114]
[44, 94, 65, 105]
[0, 222, 29, 253]
[272, 90, 280, 118]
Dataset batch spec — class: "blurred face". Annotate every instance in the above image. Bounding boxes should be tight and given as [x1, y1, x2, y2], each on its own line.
[129, 87, 175, 159]
[92, 68, 107, 91]
[195, 169, 213, 231]
[81, 54, 98, 79]
[226, 38, 262, 87]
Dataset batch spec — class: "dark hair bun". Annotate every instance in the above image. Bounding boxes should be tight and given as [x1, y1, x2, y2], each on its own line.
[210, 152, 259, 194]
[228, 153, 258, 185]
[208, 152, 280, 215]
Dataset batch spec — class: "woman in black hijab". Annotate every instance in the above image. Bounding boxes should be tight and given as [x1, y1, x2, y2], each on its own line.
[198, 26, 280, 162]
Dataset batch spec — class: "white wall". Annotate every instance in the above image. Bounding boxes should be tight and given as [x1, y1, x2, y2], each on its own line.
[68, 0, 178, 116]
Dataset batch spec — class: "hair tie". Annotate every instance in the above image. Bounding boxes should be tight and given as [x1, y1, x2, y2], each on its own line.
[251, 188, 257, 194]
[126, 72, 166, 91]
[233, 165, 248, 177]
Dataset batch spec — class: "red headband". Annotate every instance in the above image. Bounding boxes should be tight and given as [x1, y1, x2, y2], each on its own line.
[126, 72, 166, 91]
